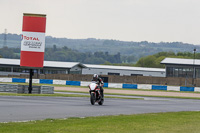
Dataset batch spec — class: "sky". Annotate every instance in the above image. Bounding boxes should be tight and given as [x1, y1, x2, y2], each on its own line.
[1, 0, 200, 44]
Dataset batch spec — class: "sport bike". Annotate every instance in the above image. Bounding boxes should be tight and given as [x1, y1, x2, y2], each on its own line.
[89, 82, 104, 105]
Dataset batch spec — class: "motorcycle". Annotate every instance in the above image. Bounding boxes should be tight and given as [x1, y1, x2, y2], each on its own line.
[89, 81, 104, 105]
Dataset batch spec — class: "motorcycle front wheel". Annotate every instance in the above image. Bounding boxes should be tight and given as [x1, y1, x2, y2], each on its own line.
[90, 93, 95, 105]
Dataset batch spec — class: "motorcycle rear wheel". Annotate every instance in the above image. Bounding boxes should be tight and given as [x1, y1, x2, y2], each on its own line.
[98, 98, 104, 105]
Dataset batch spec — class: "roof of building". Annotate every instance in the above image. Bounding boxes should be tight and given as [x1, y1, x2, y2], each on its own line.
[161, 57, 200, 66]
[84, 64, 165, 72]
[0, 58, 165, 72]
[0, 58, 86, 69]
[44, 61, 86, 68]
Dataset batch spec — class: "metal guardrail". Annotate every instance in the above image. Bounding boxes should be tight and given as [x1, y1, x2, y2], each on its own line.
[0, 84, 54, 94]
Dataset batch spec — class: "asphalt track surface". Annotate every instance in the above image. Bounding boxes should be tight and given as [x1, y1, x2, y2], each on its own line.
[1, 95, 200, 122]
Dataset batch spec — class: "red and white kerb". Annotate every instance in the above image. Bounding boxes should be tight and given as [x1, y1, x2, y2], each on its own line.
[20, 13, 46, 68]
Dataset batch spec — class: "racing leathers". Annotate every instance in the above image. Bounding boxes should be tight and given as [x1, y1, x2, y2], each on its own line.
[92, 77, 104, 99]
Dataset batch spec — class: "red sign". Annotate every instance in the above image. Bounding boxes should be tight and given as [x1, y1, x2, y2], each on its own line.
[20, 13, 46, 68]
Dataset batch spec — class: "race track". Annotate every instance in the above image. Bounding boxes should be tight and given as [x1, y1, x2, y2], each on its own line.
[1, 95, 200, 122]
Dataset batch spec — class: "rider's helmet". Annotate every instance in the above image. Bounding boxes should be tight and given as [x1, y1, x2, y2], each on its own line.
[93, 74, 98, 81]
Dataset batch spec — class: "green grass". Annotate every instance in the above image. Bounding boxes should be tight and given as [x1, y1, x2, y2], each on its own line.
[54, 90, 200, 100]
[105, 93, 200, 100]
[0, 111, 200, 133]
[1, 82, 87, 88]
[0, 93, 143, 100]
[0, 92, 89, 98]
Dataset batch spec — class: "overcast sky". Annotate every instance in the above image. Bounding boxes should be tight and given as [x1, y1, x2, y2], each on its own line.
[1, 0, 200, 44]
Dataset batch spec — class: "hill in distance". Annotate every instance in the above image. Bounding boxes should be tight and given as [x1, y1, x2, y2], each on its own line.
[0, 33, 199, 60]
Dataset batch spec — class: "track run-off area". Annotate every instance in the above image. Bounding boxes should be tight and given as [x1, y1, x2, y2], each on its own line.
[55, 86, 200, 98]
[1, 86, 200, 122]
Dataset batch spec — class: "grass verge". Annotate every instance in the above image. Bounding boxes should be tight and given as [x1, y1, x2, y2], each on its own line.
[104, 92, 200, 100]
[1, 82, 87, 88]
[0, 111, 200, 133]
[0, 93, 143, 100]
[0, 92, 88, 98]
[55, 90, 200, 100]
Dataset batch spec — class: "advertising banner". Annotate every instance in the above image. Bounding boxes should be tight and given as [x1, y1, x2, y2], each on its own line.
[20, 13, 46, 68]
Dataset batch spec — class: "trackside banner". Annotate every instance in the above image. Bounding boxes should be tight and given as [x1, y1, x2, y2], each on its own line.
[20, 13, 46, 68]
[21, 32, 45, 52]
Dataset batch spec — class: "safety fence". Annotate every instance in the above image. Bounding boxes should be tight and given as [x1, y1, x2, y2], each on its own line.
[6, 74, 200, 87]
[1, 77, 200, 92]
[0, 83, 54, 94]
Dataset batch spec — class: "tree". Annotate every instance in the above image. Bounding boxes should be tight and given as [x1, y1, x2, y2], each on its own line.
[127, 55, 136, 63]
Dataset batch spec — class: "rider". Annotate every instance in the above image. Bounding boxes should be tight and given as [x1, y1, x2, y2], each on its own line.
[92, 74, 104, 99]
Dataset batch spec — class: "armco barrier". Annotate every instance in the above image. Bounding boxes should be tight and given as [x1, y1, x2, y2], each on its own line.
[40, 79, 53, 84]
[26, 79, 39, 84]
[23, 85, 41, 94]
[81, 81, 108, 88]
[12, 78, 26, 83]
[0, 84, 18, 93]
[66, 81, 80, 86]
[152, 85, 167, 91]
[41, 86, 54, 94]
[53, 80, 66, 85]
[194, 87, 200, 92]
[137, 84, 152, 90]
[81, 81, 91, 87]
[0, 78, 12, 83]
[167, 86, 180, 91]
[122, 84, 137, 89]
[1, 77, 200, 92]
[103, 83, 108, 87]
[108, 83, 122, 88]
[180, 87, 194, 92]
[0, 83, 54, 94]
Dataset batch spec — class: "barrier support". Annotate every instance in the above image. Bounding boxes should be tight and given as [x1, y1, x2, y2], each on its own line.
[28, 69, 33, 94]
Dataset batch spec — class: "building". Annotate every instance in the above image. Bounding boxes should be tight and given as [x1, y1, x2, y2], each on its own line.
[82, 64, 165, 77]
[0, 58, 86, 75]
[0, 58, 165, 77]
[161, 57, 200, 78]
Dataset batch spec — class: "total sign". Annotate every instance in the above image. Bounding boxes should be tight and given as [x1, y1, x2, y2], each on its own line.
[21, 32, 45, 52]
[20, 13, 46, 68]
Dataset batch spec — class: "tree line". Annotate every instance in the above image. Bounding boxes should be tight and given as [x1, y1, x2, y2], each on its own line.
[0, 46, 136, 64]
[135, 51, 198, 68]
[45, 45, 123, 64]
[0, 45, 199, 67]
[1, 33, 200, 62]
